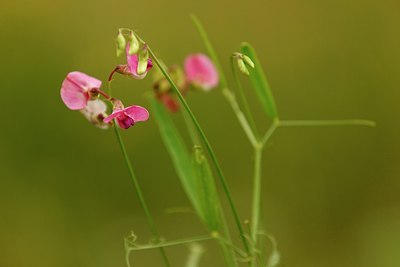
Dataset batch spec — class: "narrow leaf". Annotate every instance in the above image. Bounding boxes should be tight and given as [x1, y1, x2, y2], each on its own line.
[241, 42, 279, 118]
[151, 97, 222, 232]
[150, 98, 202, 217]
[191, 146, 221, 231]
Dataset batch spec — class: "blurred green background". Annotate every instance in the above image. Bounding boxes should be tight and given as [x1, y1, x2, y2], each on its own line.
[1, 0, 399, 266]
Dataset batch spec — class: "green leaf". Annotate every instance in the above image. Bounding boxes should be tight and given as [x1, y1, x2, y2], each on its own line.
[150, 98, 221, 231]
[241, 42, 279, 119]
[191, 146, 221, 231]
[149, 98, 202, 217]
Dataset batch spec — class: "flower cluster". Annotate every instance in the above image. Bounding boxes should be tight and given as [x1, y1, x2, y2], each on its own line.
[60, 29, 219, 129]
[60, 71, 149, 130]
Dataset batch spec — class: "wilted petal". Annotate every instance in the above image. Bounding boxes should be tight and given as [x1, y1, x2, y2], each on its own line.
[86, 99, 107, 114]
[184, 54, 219, 91]
[80, 99, 109, 129]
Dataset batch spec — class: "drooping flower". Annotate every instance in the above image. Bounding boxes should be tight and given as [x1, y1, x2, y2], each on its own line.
[184, 54, 219, 91]
[109, 44, 153, 81]
[80, 99, 109, 129]
[61, 71, 102, 110]
[103, 101, 149, 129]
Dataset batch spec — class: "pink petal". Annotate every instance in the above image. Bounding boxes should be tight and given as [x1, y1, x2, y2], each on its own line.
[60, 76, 89, 110]
[184, 54, 219, 90]
[126, 49, 153, 79]
[116, 113, 135, 129]
[124, 105, 150, 122]
[67, 71, 102, 91]
[103, 109, 124, 123]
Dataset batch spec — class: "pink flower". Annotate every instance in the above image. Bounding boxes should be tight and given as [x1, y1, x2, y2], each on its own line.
[103, 104, 149, 129]
[184, 54, 219, 91]
[61, 71, 102, 110]
[109, 45, 153, 81]
[126, 47, 153, 79]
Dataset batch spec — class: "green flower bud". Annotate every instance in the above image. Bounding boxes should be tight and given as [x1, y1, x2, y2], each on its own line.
[237, 57, 249, 75]
[115, 31, 126, 57]
[137, 45, 149, 75]
[243, 55, 255, 69]
[127, 31, 139, 55]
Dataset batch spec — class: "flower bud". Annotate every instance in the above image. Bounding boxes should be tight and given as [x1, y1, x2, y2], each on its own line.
[137, 45, 149, 75]
[127, 31, 139, 55]
[237, 57, 249, 75]
[115, 31, 126, 57]
[184, 54, 219, 91]
[243, 55, 255, 69]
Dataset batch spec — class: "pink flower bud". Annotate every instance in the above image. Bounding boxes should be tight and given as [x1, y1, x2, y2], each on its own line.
[126, 44, 153, 79]
[184, 54, 219, 91]
[103, 105, 149, 129]
[60, 71, 102, 110]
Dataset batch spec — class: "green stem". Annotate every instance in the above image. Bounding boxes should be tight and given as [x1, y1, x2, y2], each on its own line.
[218, 235, 250, 260]
[261, 119, 280, 148]
[113, 126, 171, 267]
[185, 243, 205, 267]
[191, 14, 258, 148]
[147, 46, 250, 255]
[250, 146, 263, 257]
[190, 14, 228, 88]
[126, 235, 214, 251]
[181, 99, 238, 267]
[222, 89, 258, 147]
[279, 119, 376, 127]
[230, 56, 260, 139]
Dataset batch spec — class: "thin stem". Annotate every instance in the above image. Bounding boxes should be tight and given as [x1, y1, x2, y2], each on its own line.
[181, 100, 238, 267]
[250, 146, 263, 257]
[190, 14, 228, 88]
[261, 119, 280, 148]
[222, 89, 258, 147]
[126, 235, 214, 251]
[147, 46, 250, 255]
[113, 116, 170, 267]
[230, 56, 260, 139]
[218, 235, 250, 259]
[279, 119, 376, 127]
[97, 89, 112, 100]
[185, 243, 205, 267]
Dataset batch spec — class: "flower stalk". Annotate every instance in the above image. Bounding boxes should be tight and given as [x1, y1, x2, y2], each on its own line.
[113, 115, 171, 267]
